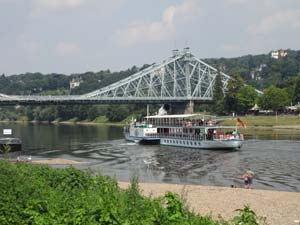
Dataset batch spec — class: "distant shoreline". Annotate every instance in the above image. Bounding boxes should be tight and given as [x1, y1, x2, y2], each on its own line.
[1, 120, 300, 129]
[1, 115, 300, 129]
[0, 120, 125, 126]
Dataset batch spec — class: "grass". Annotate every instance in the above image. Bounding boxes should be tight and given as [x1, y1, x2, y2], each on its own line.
[220, 115, 300, 127]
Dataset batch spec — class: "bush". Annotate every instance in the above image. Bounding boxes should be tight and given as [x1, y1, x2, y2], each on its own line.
[233, 205, 267, 225]
[94, 115, 108, 123]
[0, 161, 261, 225]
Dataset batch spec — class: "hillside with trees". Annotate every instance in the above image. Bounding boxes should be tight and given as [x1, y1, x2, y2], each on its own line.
[205, 49, 300, 90]
[0, 49, 299, 122]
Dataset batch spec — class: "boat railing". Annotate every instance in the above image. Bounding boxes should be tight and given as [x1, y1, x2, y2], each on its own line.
[148, 123, 218, 128]
[213, 133, 244, 140]
[144, 133, 205, 141]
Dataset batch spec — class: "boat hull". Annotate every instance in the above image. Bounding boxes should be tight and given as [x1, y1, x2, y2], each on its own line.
[160, 137, 242, 150]
[124, 133, 242, 150]
[124, 133, 160, 144]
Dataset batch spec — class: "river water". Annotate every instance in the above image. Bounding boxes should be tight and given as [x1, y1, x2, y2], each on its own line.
[1, 123, 300, 192]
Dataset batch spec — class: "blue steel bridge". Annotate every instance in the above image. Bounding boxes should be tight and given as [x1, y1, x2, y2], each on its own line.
[0, 48, 236, 111]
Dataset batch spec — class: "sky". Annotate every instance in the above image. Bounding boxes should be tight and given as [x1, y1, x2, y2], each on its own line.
[1, 0, 300, 75]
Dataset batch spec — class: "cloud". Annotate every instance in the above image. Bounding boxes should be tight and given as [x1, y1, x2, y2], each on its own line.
[225, 0, 248, 4]
[248, 10, 300, 35]
[17, 34, 40, 57]
[31, 0, 88, 15]
[55, 42, 80, 57]
[0, 0, 11, 3]
[113, 0, 201, 47]
[222, 44, 242, 53]
[33, 0, 85, 9]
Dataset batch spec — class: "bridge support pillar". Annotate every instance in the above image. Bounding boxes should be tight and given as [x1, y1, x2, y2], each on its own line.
[185, 100, 194, 114]
[171, 100, 194, 114]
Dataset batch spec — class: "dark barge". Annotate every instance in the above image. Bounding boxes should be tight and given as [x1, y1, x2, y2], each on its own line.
[0, 138, 22, 152]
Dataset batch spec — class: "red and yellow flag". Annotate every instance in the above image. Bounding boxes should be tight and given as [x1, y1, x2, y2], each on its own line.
[236, 118, 246, 128]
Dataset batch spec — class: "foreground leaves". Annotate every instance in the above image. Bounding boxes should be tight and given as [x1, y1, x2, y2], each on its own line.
[0, 160, 261, 225]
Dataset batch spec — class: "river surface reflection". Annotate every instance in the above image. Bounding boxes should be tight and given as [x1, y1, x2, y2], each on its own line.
[1, 123, 299, 192]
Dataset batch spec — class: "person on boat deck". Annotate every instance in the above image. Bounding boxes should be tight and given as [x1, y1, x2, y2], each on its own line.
[198, 120, 204, 126]
[232, 130, 238, 138]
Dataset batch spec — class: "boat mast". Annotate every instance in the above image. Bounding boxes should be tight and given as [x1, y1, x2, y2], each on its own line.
[146, 104, 149, 123]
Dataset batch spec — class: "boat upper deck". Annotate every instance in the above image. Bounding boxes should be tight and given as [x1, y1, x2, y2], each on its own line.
[143, 114, 232, 128]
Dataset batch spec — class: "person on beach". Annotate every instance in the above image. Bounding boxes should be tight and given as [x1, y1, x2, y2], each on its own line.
[243, 172, 249, 188]
[246, 169, 255, 189]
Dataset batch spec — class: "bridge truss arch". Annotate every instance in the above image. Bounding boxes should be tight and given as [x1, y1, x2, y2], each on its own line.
[84, 48, 231, 103]
[0, 48, 235, 105]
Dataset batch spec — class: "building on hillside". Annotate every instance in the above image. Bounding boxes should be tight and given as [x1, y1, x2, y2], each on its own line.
[250, 64, 266, 80]
[271, 49, 288, 59]
[70, 77, 82, 89]
[271, 50, 279, 59]
[279, 49, 288, 57]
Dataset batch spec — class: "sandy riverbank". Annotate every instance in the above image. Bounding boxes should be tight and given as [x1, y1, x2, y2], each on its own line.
[119, 182, 300, 225]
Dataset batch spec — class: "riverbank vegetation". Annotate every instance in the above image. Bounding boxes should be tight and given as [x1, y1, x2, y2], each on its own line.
[1, 108, 300, 127]
[0, 105, 145, 124]
[0, 160, 264, 225]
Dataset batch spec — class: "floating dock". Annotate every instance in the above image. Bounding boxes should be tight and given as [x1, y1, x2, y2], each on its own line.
[0, 138, 22, 152]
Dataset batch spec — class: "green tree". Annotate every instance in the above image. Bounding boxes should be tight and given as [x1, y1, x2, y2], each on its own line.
[212, 70, 224, 115]
[236, 85, 257, 113]
[39, 106, 57, 122]
[292, 78, 300, 104]
[224, 69, 244, 113]
[258, 85, 289, 112]
[87, 106, 99, 121]
[25, 106, 34, 121]
[106, 105, 129, 122]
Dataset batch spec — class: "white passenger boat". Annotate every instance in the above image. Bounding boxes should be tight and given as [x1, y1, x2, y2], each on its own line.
[124, 114, 244, 150]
